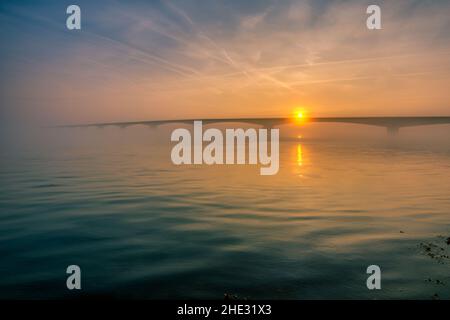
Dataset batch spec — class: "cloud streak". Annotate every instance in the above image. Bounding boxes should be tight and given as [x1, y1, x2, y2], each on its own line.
[1, 0, 449, 124]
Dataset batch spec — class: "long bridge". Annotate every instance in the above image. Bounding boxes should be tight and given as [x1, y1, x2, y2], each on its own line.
[59, 116, 450, 135]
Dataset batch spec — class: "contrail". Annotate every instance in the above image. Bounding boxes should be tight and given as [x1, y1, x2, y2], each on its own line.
[164, 1, 293, 90]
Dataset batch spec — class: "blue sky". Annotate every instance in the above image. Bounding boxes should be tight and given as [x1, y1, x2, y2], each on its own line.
[1, 0, 450, 125]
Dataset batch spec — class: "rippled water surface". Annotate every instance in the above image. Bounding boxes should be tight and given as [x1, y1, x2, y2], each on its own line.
[1, 127, 450, 299]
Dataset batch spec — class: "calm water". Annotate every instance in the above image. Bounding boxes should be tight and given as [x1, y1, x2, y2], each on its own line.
[1, 126, 450, 299]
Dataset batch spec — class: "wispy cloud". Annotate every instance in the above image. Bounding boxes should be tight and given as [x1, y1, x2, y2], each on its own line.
[1, 0, 450, 124]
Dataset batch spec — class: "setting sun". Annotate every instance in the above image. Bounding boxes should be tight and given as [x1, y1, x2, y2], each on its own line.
[293, 108, 309, 124]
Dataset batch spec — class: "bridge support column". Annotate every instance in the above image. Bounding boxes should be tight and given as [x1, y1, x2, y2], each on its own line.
[387, 126, 399, 136]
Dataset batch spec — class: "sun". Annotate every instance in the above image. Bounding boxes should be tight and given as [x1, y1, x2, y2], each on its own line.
[292, 108, 309, 124]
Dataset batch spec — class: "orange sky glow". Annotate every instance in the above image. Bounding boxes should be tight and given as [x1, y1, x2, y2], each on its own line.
[1, 1, 450, 125]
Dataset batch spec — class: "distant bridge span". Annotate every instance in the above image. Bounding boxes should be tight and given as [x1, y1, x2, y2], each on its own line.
[59, 116, 450, 135]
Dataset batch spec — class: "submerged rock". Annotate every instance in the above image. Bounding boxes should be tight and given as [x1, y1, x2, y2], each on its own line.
[425, 278, 445, 285]
[419, 241, 450, 264]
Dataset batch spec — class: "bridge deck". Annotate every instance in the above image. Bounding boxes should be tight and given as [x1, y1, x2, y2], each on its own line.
[60, 116, 450, 130]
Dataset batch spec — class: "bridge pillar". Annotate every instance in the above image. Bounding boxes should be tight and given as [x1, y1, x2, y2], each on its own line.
[387, 126, 399, 136]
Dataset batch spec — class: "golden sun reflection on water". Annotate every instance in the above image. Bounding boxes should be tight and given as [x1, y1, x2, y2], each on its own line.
[295, 143, 305, 178]
[297, 144, 303, 167]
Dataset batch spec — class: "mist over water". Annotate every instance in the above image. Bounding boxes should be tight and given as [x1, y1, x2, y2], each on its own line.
[1, 124, 450, 299]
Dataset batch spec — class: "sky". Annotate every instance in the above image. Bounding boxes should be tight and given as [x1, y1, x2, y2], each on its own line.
[1, 0, 450, 126]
